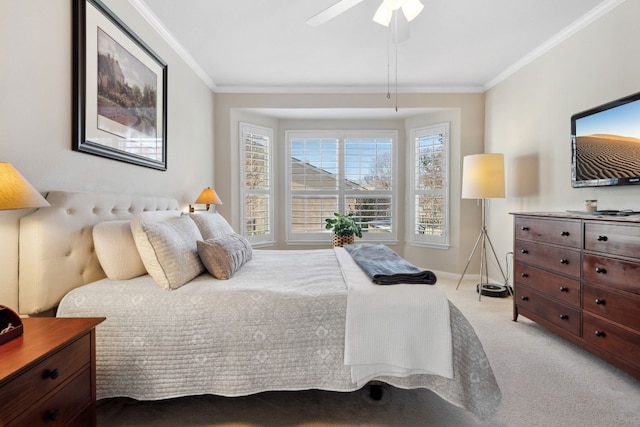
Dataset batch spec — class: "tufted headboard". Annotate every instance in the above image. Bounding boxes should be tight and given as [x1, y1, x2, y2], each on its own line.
[19, 191, 180, 315]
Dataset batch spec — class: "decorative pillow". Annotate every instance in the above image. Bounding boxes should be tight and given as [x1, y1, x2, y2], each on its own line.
[197, 234, 253, 280]
[93, 220, 146, 280]
[188, 213, 234, 240]
[131, 212, 204, 289]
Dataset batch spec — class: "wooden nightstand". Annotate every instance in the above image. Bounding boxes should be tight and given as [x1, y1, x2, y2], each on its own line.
[0, 317, 105, 426]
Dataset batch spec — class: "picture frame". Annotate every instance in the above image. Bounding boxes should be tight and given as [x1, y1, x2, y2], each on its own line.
[73, 0, 168, 170]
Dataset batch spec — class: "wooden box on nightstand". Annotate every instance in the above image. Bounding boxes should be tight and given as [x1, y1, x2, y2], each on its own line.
[0, 317, 105, 427]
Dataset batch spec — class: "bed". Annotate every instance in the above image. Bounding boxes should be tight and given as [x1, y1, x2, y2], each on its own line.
[18, 191, 501, 419]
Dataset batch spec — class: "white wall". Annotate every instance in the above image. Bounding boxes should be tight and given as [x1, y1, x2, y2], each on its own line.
[0, 0, 215, 311]
[484, 0, 640, 282]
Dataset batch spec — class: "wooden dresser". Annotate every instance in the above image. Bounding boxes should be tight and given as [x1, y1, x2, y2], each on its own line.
[0, 317, 104, 426]
[512, 213, 640, 380]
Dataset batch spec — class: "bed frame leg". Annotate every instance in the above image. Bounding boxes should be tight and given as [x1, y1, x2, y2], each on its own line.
[369, 384, 383, 400]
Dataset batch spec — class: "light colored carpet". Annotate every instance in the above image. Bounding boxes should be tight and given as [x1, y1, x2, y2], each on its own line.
[97, 278, 640, 426]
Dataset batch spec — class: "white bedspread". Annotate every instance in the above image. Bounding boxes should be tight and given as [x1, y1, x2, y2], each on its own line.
[57, 248, 501, 419]
[335, 248, 453, 385]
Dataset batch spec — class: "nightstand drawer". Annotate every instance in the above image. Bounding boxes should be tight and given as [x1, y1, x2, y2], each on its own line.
[514, 240, 581, 278]
[8, 368, 91, 427]
[515, 285, 581, 336]
[583, 313, 640, 369]
[514, 262, 580, 307]
[0, 334, 90, 422]
[583, 284, 640, 331]
[515, 216, 582, 248]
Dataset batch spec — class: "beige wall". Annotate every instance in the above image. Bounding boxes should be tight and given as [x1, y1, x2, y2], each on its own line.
[214, 93, 485, 274]
[484, 0, 640, 283]
[0, 0, 215, 310]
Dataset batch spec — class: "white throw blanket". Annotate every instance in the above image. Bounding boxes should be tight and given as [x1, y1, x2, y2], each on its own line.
[335, 247, 453, 386]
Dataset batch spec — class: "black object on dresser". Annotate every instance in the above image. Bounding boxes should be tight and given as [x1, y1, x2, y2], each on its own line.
[512, 213, 640, 380]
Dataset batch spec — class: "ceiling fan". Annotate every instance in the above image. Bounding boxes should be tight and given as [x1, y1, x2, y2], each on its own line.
[306, 0, 424, 28]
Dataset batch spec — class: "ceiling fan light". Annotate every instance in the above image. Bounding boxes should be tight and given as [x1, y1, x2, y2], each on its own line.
[401, 0, 424, 22]
[373, 4, 393, 26]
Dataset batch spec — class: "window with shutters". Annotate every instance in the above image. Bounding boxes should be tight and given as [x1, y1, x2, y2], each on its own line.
[240, 122, 273, 245]
[286, 130, 396, 243]
[410, 123, 449, 247]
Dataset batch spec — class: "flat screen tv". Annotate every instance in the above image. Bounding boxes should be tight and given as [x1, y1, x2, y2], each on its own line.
[571, 91, 640, 188]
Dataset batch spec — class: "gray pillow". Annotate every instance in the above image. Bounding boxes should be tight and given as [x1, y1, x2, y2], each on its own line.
[140, 215, 204, 289]
[197, 234, 252, 280]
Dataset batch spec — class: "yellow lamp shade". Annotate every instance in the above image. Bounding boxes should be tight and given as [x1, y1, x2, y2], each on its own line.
[0, 163, 49, 210]
[461, 153, 505, 199]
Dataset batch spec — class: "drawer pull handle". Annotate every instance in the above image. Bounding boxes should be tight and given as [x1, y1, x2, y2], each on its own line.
[521, 226, 529, 231]
[559, 286, 569, 293]
[595, 299, 606, 305]
[46, 409, 61, 421]
[46, 368, 59, 380]
[595, 330, 606, 337]
[520, 296, 529, 301]
[595, 267, 607, 274]
[597, 235, 608, 242]
[520, 249, 528, 254]
[559, 314, 569, 320]
[560, 259, 569, 264]
[561, 231, 570, 236]
[521, 273, 529, 278]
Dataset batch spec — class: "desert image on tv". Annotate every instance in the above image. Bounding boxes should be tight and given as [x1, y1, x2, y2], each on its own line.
[575, 134, 640, 181]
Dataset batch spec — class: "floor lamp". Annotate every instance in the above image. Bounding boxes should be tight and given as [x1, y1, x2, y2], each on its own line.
[456, 153, 511, 300]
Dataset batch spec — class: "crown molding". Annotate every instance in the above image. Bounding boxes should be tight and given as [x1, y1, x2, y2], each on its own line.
[483, 0, 626, 91]
[128, 0, 217, 91]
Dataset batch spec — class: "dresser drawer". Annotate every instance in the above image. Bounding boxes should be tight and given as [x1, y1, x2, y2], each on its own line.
[0, 334, 90, 422]
[585, 222, 640, 259]
[583, 312, 640, 369]
[583, 284, 640, 331]
[583, 254, 640, 296]
[514, 262, 580, 307]
[514, 240, 581, 278]
[514, 216, 582, 248]
[8, 368, 91, 427]
[515, 285, 581, 336]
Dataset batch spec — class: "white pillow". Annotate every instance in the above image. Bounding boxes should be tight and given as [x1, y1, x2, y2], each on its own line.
[131, 211, 204, 289]
[93, 220, 146, 280]
[188, 213, 235, 240]
[130, 211, 181, 259]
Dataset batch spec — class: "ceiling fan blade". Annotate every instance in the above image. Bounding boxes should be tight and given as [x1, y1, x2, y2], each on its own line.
[306, 0, 366, 26]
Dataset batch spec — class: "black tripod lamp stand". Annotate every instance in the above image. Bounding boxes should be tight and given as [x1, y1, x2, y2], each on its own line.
[456, 153, 510, 300]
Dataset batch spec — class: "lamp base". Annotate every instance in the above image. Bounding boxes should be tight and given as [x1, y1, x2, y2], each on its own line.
[476, 283, 511, 298]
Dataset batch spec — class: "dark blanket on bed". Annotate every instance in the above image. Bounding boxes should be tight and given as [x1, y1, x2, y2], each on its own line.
[344, 243, 437, 285]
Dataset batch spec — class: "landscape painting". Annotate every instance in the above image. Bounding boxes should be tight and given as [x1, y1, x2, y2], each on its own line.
[97, 28, 158, 141]
[73, 0, 167, 170]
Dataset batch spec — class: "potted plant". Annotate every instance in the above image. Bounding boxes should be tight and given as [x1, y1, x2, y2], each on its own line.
[325, 212, 363, 247]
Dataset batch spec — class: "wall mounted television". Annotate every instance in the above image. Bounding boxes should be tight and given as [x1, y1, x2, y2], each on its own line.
[571, 91, 640, 188]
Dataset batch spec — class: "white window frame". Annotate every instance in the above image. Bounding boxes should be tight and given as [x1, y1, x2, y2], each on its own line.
[409, 123, 450, 247]
[239, 122, 274, 246]
[285, 130, 397, 244]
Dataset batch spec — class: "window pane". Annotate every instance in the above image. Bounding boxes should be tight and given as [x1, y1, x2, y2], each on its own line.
[244, 132, 270, 191]
[415, 194, 445, 236]
[345, 138, 392, 190]
[416, 133, 445, 190]
[290, 196, 338, 233]
[244, 194, 270, 236]
[290, 138, 338, 190]
[346, 196, 392, 233]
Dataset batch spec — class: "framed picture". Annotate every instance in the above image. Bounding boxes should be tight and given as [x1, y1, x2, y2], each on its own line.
[73, 0, 168, 170]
